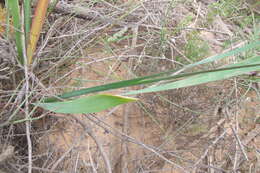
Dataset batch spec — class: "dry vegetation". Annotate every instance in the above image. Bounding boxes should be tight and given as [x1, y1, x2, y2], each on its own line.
[0, 0, 260, 173]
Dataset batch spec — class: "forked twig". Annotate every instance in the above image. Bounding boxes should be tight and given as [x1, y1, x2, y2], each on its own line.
[230, 125, 249, 161]
[50, 133, 84, 171]
[71, 115, 112, 173]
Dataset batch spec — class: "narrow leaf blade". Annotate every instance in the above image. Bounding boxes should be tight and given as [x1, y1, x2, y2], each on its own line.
[7, 0, 24, 64]
[185, 41, 260, 68]
[125, 56, 260, 95]
[27, 0, 50, 64]
[24, 0, 31, 44]
[38, 94, 137, 114]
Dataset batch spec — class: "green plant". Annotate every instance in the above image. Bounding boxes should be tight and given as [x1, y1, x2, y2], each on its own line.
[5, 1, 260, 115]
[207, 0, 241, 20]
[39, 41, 260, 113]
[7, 0, 24, 64]
[6, 0, 50, 65]
[184, 32, 210, 61]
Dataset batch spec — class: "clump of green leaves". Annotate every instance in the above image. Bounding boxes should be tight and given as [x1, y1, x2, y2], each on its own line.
[207, 0, 241, 21]
[7, 0, 24, 64]
[207, 0, 257, 29]
[6, 0, 49, 65]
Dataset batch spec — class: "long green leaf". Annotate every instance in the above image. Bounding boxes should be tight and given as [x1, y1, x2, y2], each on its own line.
[38, 94, 137, 114]
[7, 0, 24, 64]
[45, 62, 260, 102]
[44, 41, 259, 102]
[185, 41, 260, 68]
[24, 0, 31, 44]
[124, 56, 260, 95]
[44, 69, 179, 102]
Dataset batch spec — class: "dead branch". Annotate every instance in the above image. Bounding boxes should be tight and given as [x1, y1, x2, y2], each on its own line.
[71, 115, 112, 173]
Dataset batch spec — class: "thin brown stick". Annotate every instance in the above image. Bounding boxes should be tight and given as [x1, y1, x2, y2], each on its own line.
[54, 1, 125, 26]
[85, 114, 189, 173]
[193, 131, 227, 168]
[50, 134, 83, 171]
[71, 115, 112, 173]
[87, 139, 98, 173]
[230, 125, 249, 161]
[121, 103, 130, 173]
[23, 48, 32, 173]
